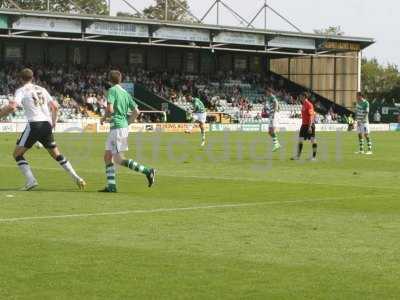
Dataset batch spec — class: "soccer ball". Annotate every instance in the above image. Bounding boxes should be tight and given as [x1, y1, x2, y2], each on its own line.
[35, 142, 44, 149]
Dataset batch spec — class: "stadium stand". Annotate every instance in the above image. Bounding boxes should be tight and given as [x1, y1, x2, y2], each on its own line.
[0, 64, 302, 123]
[0, 8, 379, 124]
[0, 63, 361, 124]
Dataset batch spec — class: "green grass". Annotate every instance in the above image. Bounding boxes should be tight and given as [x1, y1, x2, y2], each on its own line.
[0, 131, 399, 299]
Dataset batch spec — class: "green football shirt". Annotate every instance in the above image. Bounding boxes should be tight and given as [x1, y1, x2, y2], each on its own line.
[107, 84, 137, 129]
[356, 98, 369, 124]
[193, 97, 205, 113]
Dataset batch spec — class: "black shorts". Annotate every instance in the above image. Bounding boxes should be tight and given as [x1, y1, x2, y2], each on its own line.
[299, 124, 316, 140]
[17, 121, 56, 149]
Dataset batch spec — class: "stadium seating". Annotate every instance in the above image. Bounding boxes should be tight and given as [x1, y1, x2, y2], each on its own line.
[0, 64, 346, 124]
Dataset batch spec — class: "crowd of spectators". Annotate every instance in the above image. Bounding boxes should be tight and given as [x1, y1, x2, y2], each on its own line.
[0, 64, 301, 120]
[0, 63, 109, 119]
[2, 63, 380, 124]
[135, 69, 305, 121]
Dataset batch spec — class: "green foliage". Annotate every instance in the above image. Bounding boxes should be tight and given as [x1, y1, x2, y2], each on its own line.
[1, 0, 46, 10]
[314, 26, 344, 36]
[142, 0, 194, 22]
[116, 11, 142, 18]
[1, 0, 109, 15]
[74, 0, 108, 15]
[362, 58, 400, 102]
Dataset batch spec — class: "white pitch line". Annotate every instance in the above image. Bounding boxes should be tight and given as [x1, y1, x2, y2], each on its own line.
[0, 164, 399, 191]
[0, 195, 380, 223]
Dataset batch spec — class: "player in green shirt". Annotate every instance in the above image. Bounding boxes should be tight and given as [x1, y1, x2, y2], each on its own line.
[185, 94, 207, 147]
[355, 92, 372, 155]
[266, 88, 281, 151]
[100, 70, 155, 193]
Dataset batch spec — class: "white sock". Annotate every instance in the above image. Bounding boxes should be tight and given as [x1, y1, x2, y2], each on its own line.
[58, 156, 80, 180]
[63, 161, 80, 180]
[17, 161, 36, 184]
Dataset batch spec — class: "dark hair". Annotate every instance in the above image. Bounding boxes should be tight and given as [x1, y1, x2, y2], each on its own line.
[357, 91, 363, 97]
[109, 70, 122, 85]
[20, 68, 34, 82]
[302, 92, 311, 99]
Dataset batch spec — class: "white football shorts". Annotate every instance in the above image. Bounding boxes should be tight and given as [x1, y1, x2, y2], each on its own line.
[105, 128, 129, 154]
[357, 122, 370, 134]
[192, 112, 207, 124]
[269, 113, 279, 129]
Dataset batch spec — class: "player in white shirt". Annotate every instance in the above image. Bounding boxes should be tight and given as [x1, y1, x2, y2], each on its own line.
[0, 68, 86, 191]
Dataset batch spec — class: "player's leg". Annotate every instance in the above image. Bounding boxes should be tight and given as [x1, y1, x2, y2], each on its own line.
[364, 125, 372, 154]
[356, 123, 364, 154]
[47, 146, 86, 190]
[272, 114, 281, 151]
[100, 150, 117, 192]
[185, 114, 196, 134]
[268, 128, 273, 139]
[310, 137, 318, 160]
[269, 126, 280, 151]
[364, 134, 372, 154]
[292, 138, 304, 160]
[100, 130, 118, 192]
[310, 125, 317, 160]
[14, 123, 38, 190]
[292, 126, 305, 160]
[199, 120, 206, 147]
[365, 134, 372, 153]
[295, 138, 304, 159]
[358, 133, 364, 153]
[40, 121, 85, 189]
[113, 152, 156, 188]
[13, 146, 38, 190]
[103, 128, 156, 189]
[186, 123, 194, 133]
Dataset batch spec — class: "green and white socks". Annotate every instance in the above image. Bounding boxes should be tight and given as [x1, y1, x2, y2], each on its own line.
[272, 133, 280, 146]
[122, 159, 151, 175]
[271, 133, 281, 152]
[359, 136, 372, 152]
[105, 163, 117, 192]
[359, 136, 364, 152]
[366, 137, 372, 152]
[105, 160, 151, 191]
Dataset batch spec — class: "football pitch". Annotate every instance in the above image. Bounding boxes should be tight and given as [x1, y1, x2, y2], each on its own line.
[0, 131, 399, 299]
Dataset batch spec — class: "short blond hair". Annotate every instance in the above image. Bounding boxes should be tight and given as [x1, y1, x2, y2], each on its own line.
[109, 70, 122, 85]
[20, 68, 34, 83]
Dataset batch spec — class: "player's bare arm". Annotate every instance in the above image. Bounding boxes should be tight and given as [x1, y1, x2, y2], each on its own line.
[49, 100, 59, 128]
[273, 100, 278, 112]
[128, 107, 140, 124]
[101, 103, 114, 124]
[0, 102, 17, 118]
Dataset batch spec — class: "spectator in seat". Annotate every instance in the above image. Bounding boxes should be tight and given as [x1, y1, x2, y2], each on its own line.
[373, 110, 381, 123]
